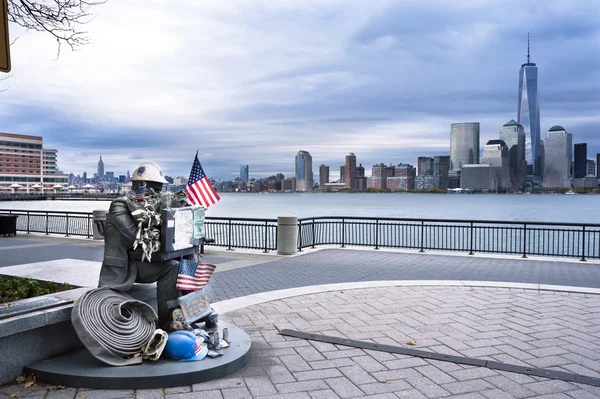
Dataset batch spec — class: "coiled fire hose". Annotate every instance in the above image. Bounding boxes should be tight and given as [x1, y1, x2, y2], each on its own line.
[72, 287, 158, 366]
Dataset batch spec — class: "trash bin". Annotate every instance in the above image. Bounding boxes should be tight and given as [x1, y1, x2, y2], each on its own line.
[0, 215, 18, 237]
[277, 214, 298, 255]
[93, 209, 107, 240]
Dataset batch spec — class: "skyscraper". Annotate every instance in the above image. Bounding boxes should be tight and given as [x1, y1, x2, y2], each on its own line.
[517, 35, 541, 178]
[295, 150, 313, 192]
[319, 164, 329, 187]
[417, 156, 433, 176]
[344, 153, 357, 189]
[574, 143, 587, 179]
[481, 140, 510, 190]
[450, 122, 480, 172]
[240, 165, 249, 182]
[500, 120, 526, 188]
[97, 155, 104, 179]
[543, 126, 572, 188]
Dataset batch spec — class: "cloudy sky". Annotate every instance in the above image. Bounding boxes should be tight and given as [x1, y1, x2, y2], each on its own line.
[2, 0, 599, 181]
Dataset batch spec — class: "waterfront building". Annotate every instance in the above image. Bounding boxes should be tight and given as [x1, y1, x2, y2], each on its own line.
[97, 155, 104, 179]
[355, 164, 366, 191]
[0, 132, 68, 193]
[105, 171, 115, 182]
[500, 120, 526, 188]
[417, 156, 433, 176]
[173, 176, 188, 185]
[450, 122, 480, 173]
[433, 155, 450, 190]
[282, 177, 296, 192]
[388, 163, 415, 191]
[339, 166, 345, 184]
[543, 126, 572, 188]
[480, 140, 510, 190]
[240, 165, 249, 182]
[415, 176, 440, 191]
[267, 181, 282, 191]
[295, 150, 313, 192]
[517, 36, 541, 178]
[460, 164, 496, 191]
[319, 164, 329, 188]
[369, 163, 387, 189]
[574, 143, 587, 179]
[587, 159, 596, 177]
[344, 153, 356, 189]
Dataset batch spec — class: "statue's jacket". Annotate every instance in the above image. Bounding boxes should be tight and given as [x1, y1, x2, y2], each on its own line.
[98, 198, 139, 291]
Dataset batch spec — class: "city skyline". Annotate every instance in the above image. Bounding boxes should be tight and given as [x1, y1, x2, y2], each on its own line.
[2, 1, 598, 180]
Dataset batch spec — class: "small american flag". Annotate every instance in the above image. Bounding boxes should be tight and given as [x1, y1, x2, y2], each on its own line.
[135, 185, 146, 201]
[186, 153, 220, 208]
[176, 259, 216, 291]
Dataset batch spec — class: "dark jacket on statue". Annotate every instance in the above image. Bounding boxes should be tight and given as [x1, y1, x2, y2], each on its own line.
[98, 198, 139, 291]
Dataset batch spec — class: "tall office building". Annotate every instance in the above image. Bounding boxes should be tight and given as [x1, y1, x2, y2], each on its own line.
[450, 122, 480, 172]
[295, 150, 313, 192]
[517, 35, 541, 178]
[500, 120, 527, 188]
[597, 154, 600, 178]
[344, 153, 357, 189]
[586, 159, 596, 177]
[417, 156, 433, 176]
[574, 143, 587, 179]
[240, 165, 249, 182]
[339, 166, 345, 184]
[97, 155, 104, 179]
[481, 140, 510, 190]
[543, 126, 572, 188]
[319, 164, 329, 187]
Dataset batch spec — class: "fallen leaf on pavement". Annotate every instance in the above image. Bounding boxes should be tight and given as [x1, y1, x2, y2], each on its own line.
[407, 340, 417, 345]
[9, 394, 17, 398]
[378, 380, 391, 384]
[23, 381, 34, 389]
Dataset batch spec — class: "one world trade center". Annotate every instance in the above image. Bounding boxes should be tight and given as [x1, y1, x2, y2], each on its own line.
[517, 35, 541, 179]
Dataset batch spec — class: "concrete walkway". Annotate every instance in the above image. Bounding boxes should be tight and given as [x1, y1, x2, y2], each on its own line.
[2, 235, 600, 398]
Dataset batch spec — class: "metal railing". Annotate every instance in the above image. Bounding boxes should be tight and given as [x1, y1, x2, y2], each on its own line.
[0, 210, 278, 252]
[0, 209, 94, 237]
[297, 217, 600, 261]
[1, 210, 599, 260]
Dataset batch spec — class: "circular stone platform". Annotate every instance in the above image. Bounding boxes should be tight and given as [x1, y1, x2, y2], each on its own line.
[24, 321, 250, 389]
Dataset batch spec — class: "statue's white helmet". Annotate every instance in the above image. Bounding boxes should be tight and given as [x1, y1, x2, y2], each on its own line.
[131, 162, 168, 184]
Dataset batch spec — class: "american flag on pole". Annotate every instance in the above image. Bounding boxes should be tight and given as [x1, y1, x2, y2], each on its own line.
[176, 259, 217, 291]
[186, 152, 221, 208]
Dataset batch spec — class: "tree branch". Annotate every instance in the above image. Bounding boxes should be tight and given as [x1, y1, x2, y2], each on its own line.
[8, 0, 106, 58]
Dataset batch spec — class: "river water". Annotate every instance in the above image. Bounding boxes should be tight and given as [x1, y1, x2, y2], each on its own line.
[0, 193, 598, 223]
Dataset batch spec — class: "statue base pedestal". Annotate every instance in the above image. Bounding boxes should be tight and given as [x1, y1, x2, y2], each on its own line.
[24, 322, 250, 389]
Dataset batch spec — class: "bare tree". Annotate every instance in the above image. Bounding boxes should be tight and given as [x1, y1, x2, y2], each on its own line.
[8, 0, 106, 57]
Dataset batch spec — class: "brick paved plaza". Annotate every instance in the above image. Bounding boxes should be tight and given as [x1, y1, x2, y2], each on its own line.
[2, 235, 600, 398]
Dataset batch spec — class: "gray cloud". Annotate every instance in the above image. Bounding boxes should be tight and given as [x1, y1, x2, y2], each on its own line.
[2, 0, 599, 180]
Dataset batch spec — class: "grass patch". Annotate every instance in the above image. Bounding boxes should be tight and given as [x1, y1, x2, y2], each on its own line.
[0, 275, 74, 303]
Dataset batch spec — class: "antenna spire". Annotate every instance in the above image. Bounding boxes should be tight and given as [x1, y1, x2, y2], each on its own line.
[527, 33, 530, 64]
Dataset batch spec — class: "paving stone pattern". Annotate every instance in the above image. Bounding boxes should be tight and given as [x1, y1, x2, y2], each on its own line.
[204, 249, 600, 302]
[3, 286, 600, 398]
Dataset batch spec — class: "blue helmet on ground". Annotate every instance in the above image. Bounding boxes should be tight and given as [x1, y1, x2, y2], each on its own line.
[164, 331, 208, 361]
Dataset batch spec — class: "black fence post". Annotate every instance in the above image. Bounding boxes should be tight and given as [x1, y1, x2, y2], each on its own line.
[341, 218, 345, 248]
[375, 219, 380, 250]
[469, 222, 474, 255]
[26, 211, 30, 234]
[45, 212, 49, 235]
[263, 221, 269, 253]
[65, 213, 70, 237]
[312, 219, 316, 249]
[522, 223, 527, 258]
[227, 219, 233, 250]
[581, 225, 586, 262]
[419, 220, 425, 252]
[86, 213, 91, 238]
[298, 220, 303, 252]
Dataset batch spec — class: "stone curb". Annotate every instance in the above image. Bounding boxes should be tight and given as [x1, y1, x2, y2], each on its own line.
[212, 280, 600, 314]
